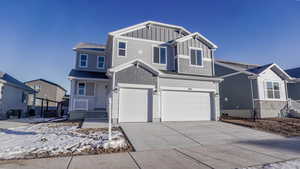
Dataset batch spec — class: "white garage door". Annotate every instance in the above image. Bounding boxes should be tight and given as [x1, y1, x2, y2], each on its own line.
[119, 88, 152, 122]
[162, 90, 211, 121]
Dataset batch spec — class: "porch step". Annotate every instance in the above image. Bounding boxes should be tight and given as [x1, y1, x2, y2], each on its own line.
[84, 112, 108, 119]
[82, 118, 108, 128]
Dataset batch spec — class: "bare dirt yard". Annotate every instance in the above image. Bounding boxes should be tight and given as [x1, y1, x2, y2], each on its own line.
[221, 116, 300, 137]
[0, 120, 132, 160]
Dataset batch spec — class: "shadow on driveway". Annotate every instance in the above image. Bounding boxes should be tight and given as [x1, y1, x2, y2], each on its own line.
[236, 137, 300, 153]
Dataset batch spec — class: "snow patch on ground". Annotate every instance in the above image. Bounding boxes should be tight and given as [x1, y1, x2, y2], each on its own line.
[15, 117, 68, 123]
[0, 123, 128, 160]
[242, 159, 300, 169]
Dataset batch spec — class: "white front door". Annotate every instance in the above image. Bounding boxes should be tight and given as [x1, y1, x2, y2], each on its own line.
[162, 90, 211, 121]
[119, 88, 152, 122]
[95, 83, 106, 109]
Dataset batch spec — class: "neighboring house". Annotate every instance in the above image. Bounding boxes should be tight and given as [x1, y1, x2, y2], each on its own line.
[25, 79, 67, 111]
[68, 21, 223, 123]
[285, 67, 300, 101]
[215, 60, 294, 118]
[0, 71, 34, 119]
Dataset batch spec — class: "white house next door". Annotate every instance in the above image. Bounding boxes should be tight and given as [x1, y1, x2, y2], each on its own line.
[161, 90, 212, 121]
[119, 88, 152, 122]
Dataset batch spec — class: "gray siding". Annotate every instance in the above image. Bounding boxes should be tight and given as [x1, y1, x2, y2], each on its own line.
[178, 59, 213, 76]
[177, 38, 213, 76]
[121, 24, 187, 42]
[75, 51, 107, 72]
[115, 65, 157, 85]
[220, 73, 253, 110]
[112, 37, 176, 71]
[288, 83, 300, 100]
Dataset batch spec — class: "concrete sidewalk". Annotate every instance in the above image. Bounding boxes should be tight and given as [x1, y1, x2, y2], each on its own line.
[1, 143, 300, 169]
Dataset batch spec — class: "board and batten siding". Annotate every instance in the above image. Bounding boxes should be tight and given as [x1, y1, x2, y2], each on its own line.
[121, 24, 187, 42]
[177, 38, 213, 76]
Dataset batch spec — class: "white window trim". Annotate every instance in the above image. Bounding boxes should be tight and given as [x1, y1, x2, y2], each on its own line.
[152, 45, 167, 65]
[264, 81, 281, 100]
[79, 54, 88, 68]
[189, 47, 204, 67]
[77, 82, 86, 96]
[117, 40, 127, 57]
[97, 56, 105, 69]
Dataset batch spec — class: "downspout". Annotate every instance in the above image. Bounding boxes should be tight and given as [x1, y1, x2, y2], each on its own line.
[249, 78, 255, 117]
[156, 75, 161, 121]
[284, 80, 290, 115]
[211, 49, 216, 76]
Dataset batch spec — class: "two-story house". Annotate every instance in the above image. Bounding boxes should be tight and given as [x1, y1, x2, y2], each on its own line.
[68, 21, 222, 123]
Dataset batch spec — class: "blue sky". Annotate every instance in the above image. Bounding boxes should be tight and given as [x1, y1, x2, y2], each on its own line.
[0, 0, 299, 92]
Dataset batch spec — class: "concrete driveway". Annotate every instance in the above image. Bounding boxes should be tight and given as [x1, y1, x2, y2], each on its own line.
[1, 121, 300, 169]
[120, 121, 284, 151]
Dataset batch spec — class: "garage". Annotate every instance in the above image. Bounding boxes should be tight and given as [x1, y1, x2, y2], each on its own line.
[119, 87, 152, 122]
[161, 90, 212, 121]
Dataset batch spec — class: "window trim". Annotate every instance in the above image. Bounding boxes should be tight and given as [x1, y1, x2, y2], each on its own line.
[189, 47, 204, 67]
[264, 81, 281, 100]
[97, 56, 105, 69]
[77, 82, 86, 96]
[117, 40, 127, 57]
[152, 45, 167, 65]
[79, 54, 88, 68]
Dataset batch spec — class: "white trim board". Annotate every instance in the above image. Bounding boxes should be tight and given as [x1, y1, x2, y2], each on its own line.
[118, 83, 155, 89]
[160, 86, 216, 93]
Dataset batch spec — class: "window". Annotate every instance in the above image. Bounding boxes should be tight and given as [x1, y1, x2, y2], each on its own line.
[79, 54, 88, 67]
[153, 46, 167, 64]
[22, 92, 27, 104]
[265, 81, 280, 99]
[190, 48, 203, 66]
[118, 41, 127, 57]
[78, 82, 85, 96]
[34, 85, 40, 92]
[97, 56, 105, 69]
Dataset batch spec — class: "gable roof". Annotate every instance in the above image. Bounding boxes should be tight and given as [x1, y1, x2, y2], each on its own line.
[0, 72, 34, 92]
[215, 60, 293, 81]
[25, 79, 67, 92]
[108, 59, 162, 76]
[285, 67, 300, 78]
[73, 42, 106, 52]
[173, 32, 218, 49]
[109, 21, 191, 36]
[215, 59, 260, 71]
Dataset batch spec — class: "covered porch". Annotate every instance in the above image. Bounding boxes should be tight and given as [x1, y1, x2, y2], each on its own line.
[68, 70, 110, 120]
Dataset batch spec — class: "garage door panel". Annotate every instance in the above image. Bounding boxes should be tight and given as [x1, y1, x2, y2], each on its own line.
[162, 91, 211, 121]
[119, 88, 151, 122]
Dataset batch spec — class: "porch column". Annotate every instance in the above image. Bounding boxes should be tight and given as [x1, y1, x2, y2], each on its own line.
[69, 80, 76, 111]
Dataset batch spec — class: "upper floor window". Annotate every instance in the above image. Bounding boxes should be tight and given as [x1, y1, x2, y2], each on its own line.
[79, 54, 88, 68]
[265, 81, 280, 99]
[153, 46, 167, 64]
[190, 48, 203, 66]
[97, 56, 105, 69]
[118, 41, 127, 57]
[78, 82, 86, 96]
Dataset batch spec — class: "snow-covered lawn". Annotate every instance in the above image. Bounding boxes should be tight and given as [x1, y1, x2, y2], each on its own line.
[0, 122, 130, 160]
[241, 159, 300, 169]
